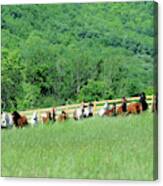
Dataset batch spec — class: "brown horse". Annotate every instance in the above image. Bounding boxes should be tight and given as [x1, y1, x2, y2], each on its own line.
[117, 105, 128, 115]
[41, 111, 52, 124]
[127, 102, 142, 114]
[117, 106, 123, 115]
[58, 111, 69, 122]
[12, 111, 28, 128]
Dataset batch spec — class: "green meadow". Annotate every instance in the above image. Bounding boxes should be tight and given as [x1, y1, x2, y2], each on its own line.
[1, 112, 156, 180]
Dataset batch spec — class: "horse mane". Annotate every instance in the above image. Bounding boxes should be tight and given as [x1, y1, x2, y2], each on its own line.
[12, 111, 21, 119]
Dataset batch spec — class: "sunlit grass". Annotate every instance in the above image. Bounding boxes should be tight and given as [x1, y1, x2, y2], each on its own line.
[1, 112, 155, 180]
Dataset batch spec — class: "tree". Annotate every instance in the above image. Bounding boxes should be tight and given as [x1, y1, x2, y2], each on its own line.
[1, 48, 23, 111]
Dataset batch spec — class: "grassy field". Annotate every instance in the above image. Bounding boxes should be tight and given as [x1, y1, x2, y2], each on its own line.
[1, 112, 156, 180]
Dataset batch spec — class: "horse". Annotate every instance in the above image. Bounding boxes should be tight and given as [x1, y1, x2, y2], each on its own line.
[127, 102, 142, 114]
[103, 103, 117, 117]
[73, 108, 83, 120]
[83, 102, 94, 118]
[73, 102, 94, 120]
[117, 105, 123, 115]
[12, 111, 28, 128]
[57, 111, 69, 122]
[98, 108, 106, 117]
[117, 104, 127, 115]
[31, 112, 38, 126]
[41, 111, 52, 124]
[152, 95, 158, 112]
[1, 112, 13, 129]
[73, 102, 86, 120]
[98, 102, 110, 117]
[88, 102, 94, 117]
[117, 97, 127, 115]
[82, 107, 89, 118]
[51, 107, 56, 122]
[139, 92, 148, 111]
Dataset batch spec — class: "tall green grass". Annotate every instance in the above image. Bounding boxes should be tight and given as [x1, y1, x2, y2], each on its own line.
[1, 112, 155, 180]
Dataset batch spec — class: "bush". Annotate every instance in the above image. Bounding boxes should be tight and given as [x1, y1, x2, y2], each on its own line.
[78, 80, 113, 102]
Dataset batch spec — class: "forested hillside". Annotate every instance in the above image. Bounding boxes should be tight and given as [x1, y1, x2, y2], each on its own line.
[1, 2, 157, 111]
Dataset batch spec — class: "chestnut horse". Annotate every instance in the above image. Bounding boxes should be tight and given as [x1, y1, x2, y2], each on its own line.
[117, 105, 123, 115]
[127, 102, 142, 114]
[117, 105, 128, 115]
[12, 111, 28, 128]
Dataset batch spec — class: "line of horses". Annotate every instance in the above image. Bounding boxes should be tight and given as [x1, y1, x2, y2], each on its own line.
[1, 93, 157, 129]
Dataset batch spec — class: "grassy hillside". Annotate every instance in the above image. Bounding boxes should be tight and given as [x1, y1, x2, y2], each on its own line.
[1, 112, 155, 180]
[1, 2, 157, 111]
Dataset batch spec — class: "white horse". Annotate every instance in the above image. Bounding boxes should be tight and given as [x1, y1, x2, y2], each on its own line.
[31, 112, 38, 126]
[74, 103, 94, 120]
[98, 102, 110, 117]
[1, 112, 13, 128]
[88, 103, 94, 116]
[98, 108, 106, 117]
[83, 104, 94, 117]
[83, 107, 89, 117]
[73, 108, 83, 120]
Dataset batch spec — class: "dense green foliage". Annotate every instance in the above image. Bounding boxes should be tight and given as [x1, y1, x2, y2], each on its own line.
[2, 113, 155, 180]
[1, 2, 157, 111]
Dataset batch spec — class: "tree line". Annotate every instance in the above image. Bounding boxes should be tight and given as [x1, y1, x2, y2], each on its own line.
[1, 2, 157, 111]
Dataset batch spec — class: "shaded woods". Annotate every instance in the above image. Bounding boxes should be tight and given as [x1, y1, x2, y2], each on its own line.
[1, 2, 157, 111]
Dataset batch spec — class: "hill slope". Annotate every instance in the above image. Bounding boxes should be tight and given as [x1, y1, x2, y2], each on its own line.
[1, 2, 157, 111]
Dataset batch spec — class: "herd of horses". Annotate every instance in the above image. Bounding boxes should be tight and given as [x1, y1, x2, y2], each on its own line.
[1, 93, 158, 129]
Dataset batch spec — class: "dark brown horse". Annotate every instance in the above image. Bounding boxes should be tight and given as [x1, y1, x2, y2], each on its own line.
[12, 111, 28, 128]
[139, 92, 148, 111]
[57, 111, 69, 122]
